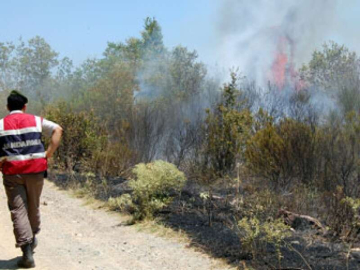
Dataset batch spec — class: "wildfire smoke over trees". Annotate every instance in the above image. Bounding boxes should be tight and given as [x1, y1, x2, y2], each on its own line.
[1, 17, 360, 269]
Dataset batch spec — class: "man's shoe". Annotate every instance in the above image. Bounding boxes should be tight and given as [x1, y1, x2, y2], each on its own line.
[31, 236, 38, 252]
[17, 244, 35, 268]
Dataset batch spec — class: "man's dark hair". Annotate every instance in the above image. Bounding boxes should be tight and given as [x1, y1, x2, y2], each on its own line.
[7, 90, 28, 111]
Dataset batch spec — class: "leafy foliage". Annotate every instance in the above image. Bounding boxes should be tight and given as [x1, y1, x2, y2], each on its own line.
[237, 217, 291, 261]
[2, 20, 360, 267]
[44, 102, 106, 171]
[123, 160, 186, 220]
[301, 41, 360, 114]
[246, 121, 285, 185]
[301, 41, 359, 89]
[246, 115, 320, 188]
[204, 73, 252, 177]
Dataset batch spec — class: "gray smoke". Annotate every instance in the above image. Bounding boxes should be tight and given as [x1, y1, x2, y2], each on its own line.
[216, 0, 338, 86]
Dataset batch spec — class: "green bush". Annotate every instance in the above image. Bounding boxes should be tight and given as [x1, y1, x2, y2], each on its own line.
[203, 73, 252, 177]
[126, 160, 187, 220]
[237, 217, 291, 262]
[322, 186, 360, 239]
[89, 140, 136, 178]
[108, 194, 134, 212]
[44, 101, 107, 171]
[246, 117, 318, 188]
[245, 123, 285, 185]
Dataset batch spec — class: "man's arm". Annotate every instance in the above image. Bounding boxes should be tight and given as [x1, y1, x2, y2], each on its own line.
[45, 126, 63, 159]
[0, 158, 6, 171]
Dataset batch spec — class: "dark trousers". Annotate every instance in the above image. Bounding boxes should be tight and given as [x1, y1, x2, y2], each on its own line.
[3, 173, 44, 247]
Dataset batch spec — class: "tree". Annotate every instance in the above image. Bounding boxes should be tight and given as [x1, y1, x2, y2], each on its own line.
[301, 41, 360, 114]
[168, 46, 207, 99]
[56, 57, 73, 82]
[70, 58, 103, 108]
[104, 38, 143, 71]
[301, 41, 359, 89]
[103, 17, 164, 67]
[245, 121, 285, 186]
[86, 63, 136, 130]
[16, 36, 59, 95]
[141, 17, 165, 58]
[204, 73, 252, 176]
[320, 112, 360, 195]
[0, 42, 16, 91]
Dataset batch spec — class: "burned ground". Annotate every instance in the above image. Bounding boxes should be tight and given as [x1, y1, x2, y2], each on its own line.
[49, 172, 360, 269]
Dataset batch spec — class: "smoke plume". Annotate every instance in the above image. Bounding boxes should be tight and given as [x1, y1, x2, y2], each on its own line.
[217, 0, 338, 87]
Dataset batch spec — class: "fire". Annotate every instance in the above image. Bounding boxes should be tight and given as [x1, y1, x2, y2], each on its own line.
[270, 35, 305, 91]
[271, 37, 289, 90]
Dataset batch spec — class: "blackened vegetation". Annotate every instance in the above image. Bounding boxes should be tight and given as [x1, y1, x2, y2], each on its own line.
[2, 19, 360, 269]
[160, 184, 360, 269]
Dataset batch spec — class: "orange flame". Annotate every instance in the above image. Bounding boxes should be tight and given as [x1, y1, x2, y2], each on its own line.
[270, 36, 306, 91]
[271, 36, 290, 90]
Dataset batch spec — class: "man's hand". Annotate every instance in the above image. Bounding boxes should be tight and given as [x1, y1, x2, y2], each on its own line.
[45, 151, 51, 159]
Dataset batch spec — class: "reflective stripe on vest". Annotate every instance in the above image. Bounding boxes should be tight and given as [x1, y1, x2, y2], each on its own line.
[0, 114, 47, 175]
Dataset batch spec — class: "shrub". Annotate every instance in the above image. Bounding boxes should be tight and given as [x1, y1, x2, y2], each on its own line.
[245, 123, 285, 186]
[237, 217, 291, 262]
[278, 119, 317, 185]
[43, 101, 107, 171]
[237, 216, 261, 257]
[320, 112, 360, 195]
[89, 140, 136, 178]
[322, 186, 360, 239]
[239, 189, 281, 220]
[204, 73, 252, 177]
[108, 194, 134, 212]
[246, 117, 318, 188]
[126, 160, 187, 220]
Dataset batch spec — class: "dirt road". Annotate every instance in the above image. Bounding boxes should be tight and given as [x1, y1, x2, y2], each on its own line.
[0, 179, 231, 270]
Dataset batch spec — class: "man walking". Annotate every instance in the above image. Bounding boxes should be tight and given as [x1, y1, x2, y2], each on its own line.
[0, 90, 63, 268]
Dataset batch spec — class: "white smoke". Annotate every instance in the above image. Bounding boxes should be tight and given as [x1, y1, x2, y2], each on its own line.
[216, 0, 338, 86]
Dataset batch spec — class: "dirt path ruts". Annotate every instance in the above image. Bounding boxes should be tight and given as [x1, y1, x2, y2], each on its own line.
[0, 177, 231, 270]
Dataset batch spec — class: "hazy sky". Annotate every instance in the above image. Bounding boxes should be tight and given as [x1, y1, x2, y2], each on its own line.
[1, 0, 217, 66]
[1, 0, 360, 68]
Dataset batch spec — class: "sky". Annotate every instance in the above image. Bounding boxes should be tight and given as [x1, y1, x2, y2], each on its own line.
[333, 0, 360, 52]
[1, 0, 218, 66]
[1, 0, 360, 69]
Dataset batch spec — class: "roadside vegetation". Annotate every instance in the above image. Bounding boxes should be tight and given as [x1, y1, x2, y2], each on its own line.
[1, 18, 360, 269]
